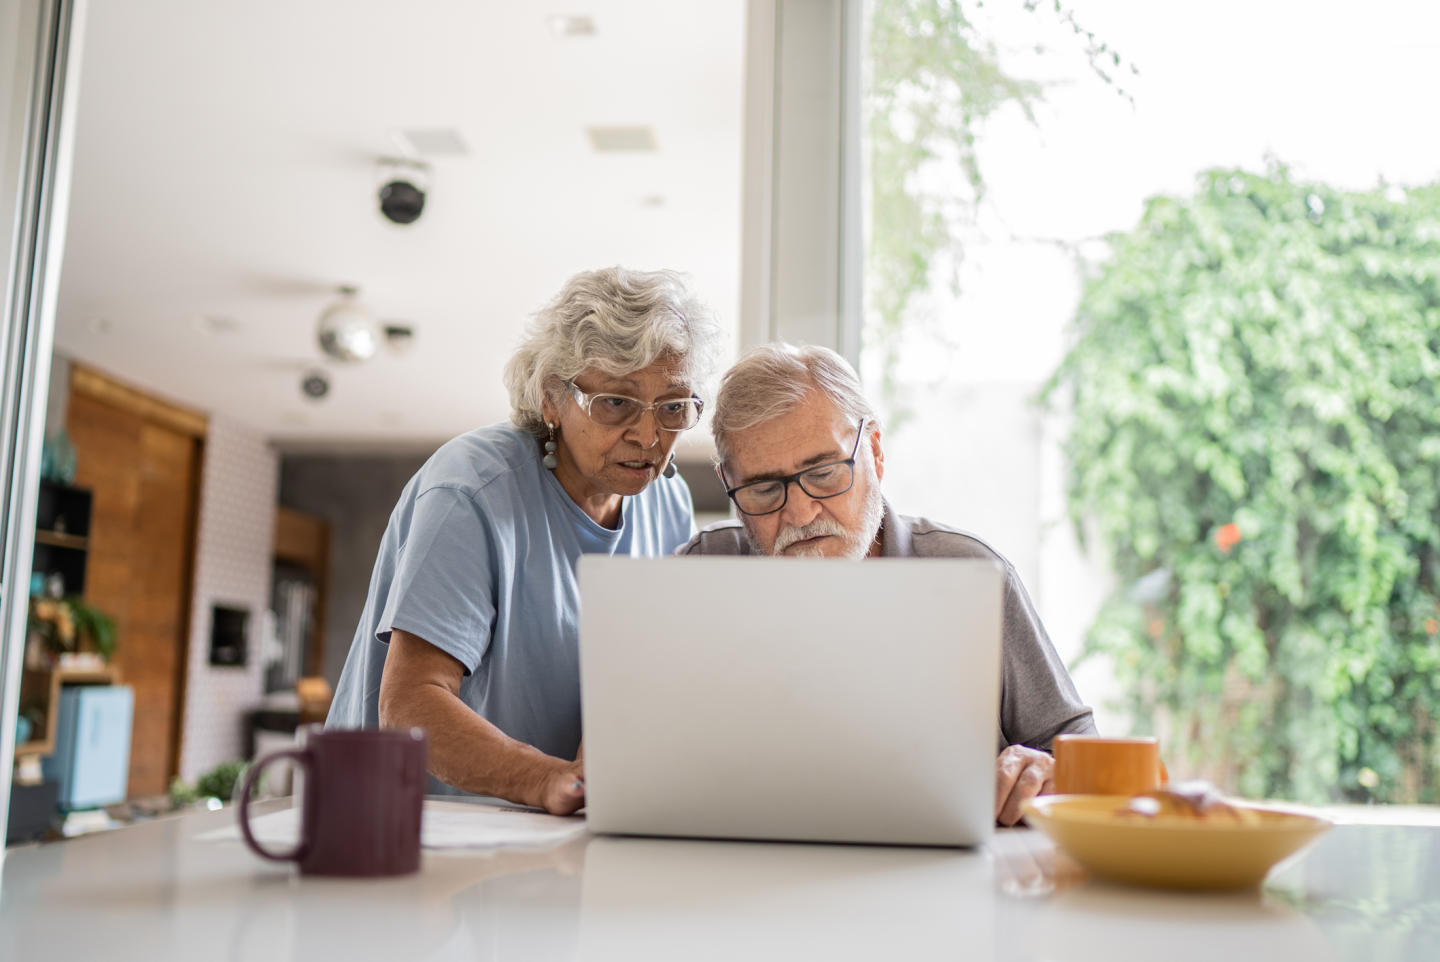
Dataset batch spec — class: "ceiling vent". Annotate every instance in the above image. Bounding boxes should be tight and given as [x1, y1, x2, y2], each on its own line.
[393, 128, 469, 157]
[547, 15, 596, 37]
[586, 126, 658, 153]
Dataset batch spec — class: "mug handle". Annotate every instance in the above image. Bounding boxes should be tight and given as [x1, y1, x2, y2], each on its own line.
[237, 749, 312, 863]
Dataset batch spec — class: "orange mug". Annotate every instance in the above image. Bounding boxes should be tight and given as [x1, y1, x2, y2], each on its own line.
[1052, 735, 1167, 795]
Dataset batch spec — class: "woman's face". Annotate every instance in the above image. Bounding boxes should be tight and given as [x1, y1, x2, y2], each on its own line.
[542, 355, 696, 515]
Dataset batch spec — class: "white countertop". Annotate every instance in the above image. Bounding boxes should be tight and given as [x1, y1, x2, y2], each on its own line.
[2, 799, 1437, 961]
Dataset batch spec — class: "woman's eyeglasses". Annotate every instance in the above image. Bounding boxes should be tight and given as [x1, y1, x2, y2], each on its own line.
[566, 381, 703, 432]
[722, 420, 867, 516]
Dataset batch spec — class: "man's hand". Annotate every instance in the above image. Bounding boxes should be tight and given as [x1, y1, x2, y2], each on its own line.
[994, 745, 1054, 826]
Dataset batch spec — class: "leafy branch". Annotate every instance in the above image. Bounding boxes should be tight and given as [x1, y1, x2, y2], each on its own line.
[865, 0, 1135, 424]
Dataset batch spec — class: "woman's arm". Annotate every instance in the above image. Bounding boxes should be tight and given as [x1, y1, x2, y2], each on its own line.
[378, 628, 585, 814]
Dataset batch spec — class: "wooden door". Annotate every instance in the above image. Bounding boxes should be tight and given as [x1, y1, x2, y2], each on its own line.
[273, 505, 331, 678]
[67, 385, 202, 798]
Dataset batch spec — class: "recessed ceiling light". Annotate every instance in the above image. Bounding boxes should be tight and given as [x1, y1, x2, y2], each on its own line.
[393, 128, 469, 157]
[547, 15, 596, 37]
[194, 314, 241, 335]
[639, 194, 666, 208]
[586, 126, 658, 153]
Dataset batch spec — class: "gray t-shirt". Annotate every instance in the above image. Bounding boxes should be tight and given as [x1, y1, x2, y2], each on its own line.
[677, 501, 1096, 752]
[327, 422, 696, 793]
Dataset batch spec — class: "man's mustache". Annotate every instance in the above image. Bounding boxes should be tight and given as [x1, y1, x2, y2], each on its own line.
[772, 517, 850, 554]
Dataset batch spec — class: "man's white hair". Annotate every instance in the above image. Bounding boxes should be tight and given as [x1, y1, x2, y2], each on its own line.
[711, 343, 880, 465]
[504, 267, 723, 438]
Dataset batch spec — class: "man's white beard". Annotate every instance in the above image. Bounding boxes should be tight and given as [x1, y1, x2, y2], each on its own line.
[744, 474, 885, 560]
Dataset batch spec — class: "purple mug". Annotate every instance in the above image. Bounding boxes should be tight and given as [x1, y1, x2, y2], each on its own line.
[237, 726, 427, 877]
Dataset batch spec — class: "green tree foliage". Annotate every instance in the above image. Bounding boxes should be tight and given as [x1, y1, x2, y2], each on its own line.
[1047, 165, 1440, 803]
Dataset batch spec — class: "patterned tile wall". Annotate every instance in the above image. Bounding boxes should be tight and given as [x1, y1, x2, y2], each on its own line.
[176, 416, 278, 779]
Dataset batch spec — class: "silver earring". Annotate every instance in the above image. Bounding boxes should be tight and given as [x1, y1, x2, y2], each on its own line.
[543, 422, 559, 470]
[662, 454, 677, 479]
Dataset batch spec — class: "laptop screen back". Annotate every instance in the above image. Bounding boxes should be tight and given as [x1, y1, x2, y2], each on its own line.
[579, 556, 1002, 846]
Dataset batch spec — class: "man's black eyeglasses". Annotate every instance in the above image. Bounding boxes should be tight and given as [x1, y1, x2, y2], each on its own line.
[722, 419, 867, 517]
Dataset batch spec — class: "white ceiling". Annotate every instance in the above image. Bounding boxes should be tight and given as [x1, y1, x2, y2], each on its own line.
[54, 0, 746, 456]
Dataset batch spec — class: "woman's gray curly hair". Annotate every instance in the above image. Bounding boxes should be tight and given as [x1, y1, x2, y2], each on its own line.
[504, 267, 724, 438]
[711, 343, 880, 465]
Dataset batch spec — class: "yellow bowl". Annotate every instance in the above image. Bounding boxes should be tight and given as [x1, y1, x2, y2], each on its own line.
[1021, 794, 1332, 890]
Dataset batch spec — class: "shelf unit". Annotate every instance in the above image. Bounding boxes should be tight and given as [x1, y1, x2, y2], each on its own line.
[35, 529, 89, 551]
[15, 480, 98, 759]
[31, 479, 93, 597]
[15, 666, 121, 760]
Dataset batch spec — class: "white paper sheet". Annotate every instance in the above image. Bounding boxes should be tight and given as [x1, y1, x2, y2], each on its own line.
[198, 799, 587, 850]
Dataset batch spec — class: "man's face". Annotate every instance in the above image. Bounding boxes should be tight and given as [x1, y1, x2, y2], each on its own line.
[722, 394, 886, 559]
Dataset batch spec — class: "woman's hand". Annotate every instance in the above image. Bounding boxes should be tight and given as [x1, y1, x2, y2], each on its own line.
[380, 629, 585, 810]
[537, 743, 585, 815]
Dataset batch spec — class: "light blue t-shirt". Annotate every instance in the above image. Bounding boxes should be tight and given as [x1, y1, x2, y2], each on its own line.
[327, 422, 695, 794]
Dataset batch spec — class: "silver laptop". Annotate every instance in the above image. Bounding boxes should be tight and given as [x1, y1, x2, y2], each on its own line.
[578, 555, 1002, 847]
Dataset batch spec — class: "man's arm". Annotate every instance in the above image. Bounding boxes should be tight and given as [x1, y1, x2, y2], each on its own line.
[378, 628, 584, 815]
[992, 567, 1081, 825]
[998, 567, 1096, 749]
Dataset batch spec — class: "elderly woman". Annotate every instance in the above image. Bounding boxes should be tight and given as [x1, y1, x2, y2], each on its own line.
[328, 267, 721, 813]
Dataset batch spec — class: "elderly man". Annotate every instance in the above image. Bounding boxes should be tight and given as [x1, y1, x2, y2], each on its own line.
[679, 343, 1096, 825]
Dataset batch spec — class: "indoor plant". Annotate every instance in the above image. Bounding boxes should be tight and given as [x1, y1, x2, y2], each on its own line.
[27, 595, 117, 665]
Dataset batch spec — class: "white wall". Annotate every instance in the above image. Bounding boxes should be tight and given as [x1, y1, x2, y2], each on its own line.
[176, 416, 277, 779]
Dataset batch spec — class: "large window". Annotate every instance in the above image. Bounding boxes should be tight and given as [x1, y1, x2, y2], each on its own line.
[860, 0, 1440, 803]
